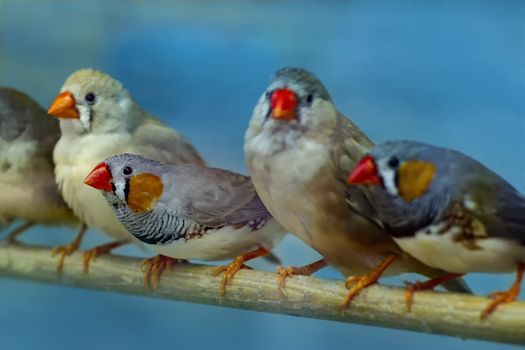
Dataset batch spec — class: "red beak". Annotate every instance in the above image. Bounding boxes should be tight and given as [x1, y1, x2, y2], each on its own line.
[270, 88, 298, 120]
[84, 162, 113, 192]
[347, 155, 381, 185]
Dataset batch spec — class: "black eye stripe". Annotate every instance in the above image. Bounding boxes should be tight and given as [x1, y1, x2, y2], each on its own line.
[124, 178, 130, 202]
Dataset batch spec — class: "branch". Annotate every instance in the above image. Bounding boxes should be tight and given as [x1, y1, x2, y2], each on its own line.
[0, 242, 524, 345]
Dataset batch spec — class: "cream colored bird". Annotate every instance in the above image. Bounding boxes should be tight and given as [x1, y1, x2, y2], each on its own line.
[245, 67, 470, 313]
[0, 87, 76, 241]
[47, 69, 205, 272]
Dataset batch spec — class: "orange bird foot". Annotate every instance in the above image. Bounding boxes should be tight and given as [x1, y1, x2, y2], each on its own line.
[405, 273, 463, 312]
[481, 263, 524, 319]
[83, 239, 130, 274]
[339, 253, 397, 316]
[212, 247, 269, 296]
[51, 225, 87, 273]
[140, 255, 186, 289]
[277, 258, 327, 296]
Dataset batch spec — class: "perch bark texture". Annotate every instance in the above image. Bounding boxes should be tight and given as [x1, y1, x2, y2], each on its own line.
[0, 242, 524, 345]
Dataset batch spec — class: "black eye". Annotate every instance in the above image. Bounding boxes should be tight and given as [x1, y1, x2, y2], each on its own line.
[122, 166, 133, 176]
[306, 94, 313, 104]
[387, 156, 399, 169]
[85, 92, 96, 104]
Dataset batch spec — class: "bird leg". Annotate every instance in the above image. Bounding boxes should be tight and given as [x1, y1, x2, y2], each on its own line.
[6, 221, 34, 243]
[405, 273, 464, 312]
[481, 263, 525, 319]
[213, 247, 269, 296]
[277, 258, 327, 296]
[340, 253, 397, 315]
[83, 238, 132, 274]
[52, 224, 87, 273]
[140, 255, 187, 289]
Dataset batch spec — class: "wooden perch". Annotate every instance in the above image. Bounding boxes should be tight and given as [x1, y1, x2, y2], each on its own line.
[0, 241, 524, 345]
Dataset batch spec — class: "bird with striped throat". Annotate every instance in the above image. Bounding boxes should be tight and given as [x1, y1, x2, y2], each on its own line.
[84, 154, 283, 293]
[347, 141, 525, 318]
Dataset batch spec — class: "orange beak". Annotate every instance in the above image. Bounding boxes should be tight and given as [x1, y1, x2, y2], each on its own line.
[270, 88, 298, 120]
[48, 91, 79, 119]
[84, 162, 113, 192]
[347, 155, 381, 186]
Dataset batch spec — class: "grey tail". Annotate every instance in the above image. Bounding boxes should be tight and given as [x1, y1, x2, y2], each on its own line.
[441, 276, 472, 294]
[263, 252, 282, 265]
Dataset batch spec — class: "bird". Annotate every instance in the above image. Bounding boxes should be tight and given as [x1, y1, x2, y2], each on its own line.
[47, 68, 205, 273]
[83, 153, 286, 293]
[244, 67, 470, 313]
[0, 87, 77, 242]
[347, 140, 525, 318]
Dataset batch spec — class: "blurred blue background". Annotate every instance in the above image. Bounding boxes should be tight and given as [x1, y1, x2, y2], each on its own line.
[1, 0, 524, 349]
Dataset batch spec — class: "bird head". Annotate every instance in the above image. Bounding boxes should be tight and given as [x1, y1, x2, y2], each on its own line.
[84, 153, 164, 213]
[347, 141, 438, 202]
[246, 67, 337, 150]
[47, 69, 141, 135]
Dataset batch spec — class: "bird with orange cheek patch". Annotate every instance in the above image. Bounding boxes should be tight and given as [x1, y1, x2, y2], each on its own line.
[347, 140, 525, 318]
[47, 69, 205, 273]
[84, 153, 286, 293]
[245, 67, 470, 314]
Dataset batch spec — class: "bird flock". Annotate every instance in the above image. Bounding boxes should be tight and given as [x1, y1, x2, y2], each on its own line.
[1, 67, 524, 320]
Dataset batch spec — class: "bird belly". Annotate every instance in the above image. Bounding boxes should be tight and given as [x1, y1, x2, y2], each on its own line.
[150, 219, 285, 261]
[394, 225, 523, 273]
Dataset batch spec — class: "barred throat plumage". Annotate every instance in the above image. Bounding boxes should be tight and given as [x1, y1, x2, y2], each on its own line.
[110, 199, 207, 245]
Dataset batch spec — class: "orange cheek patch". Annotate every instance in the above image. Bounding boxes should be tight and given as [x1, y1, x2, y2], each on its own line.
[398, 161, 436, 202]
[127, 173, 163, 213]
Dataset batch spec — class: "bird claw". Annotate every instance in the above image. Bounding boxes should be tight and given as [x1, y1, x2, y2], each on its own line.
[277, 259, 327, 296]
[276, 266, 295, 296]
[140, 255, 184, 289]
[52, 243, 79, 273]
[339, 274, 379, 316]
[82, 240, 128, 274]
[213, 257, 252, 297]
[481, 289, 519, 319]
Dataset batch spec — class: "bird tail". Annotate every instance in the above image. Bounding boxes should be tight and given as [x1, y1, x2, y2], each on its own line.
[441, 275, 472, 294]
[263, 252, 282, 265]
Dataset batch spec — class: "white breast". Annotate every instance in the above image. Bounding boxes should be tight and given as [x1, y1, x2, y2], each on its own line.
[394, 223, 525, 273]
[246, 132, 330, 247]
[54, 133, 136, 239]
[152, 219, 285, 261]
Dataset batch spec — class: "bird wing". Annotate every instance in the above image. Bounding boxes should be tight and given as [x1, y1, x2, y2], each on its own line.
[162, 166, 271, 228]
[477, 181, 525, 244]
[131, 118, 206, 166]
[331, 112, 382, 226]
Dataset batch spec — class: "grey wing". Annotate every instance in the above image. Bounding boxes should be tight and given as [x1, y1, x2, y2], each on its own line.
[0, 88, 60, 165]
[332, 111, 374, 177]
[481, 182, 525, 244]
[132, 117, 206, 166]
[332, 112, 381, 226]
[168, 167, 270, 228]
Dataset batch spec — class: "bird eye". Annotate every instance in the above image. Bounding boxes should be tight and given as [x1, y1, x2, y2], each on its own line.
[387, 156, 399, 169]
[122, 166, 133, 176]
[85, 92, 96, 104]
[306, 94, 313, 104]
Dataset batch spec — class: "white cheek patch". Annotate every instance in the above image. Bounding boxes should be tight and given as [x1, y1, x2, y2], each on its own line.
[377, 160, 398, 196]
[114, 180, 127, 202]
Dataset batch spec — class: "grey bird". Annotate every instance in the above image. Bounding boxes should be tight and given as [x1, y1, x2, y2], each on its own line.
[0, 87, 77, 240]
[47, 69, 205, 272]
[84, 153, 286, 293]
[347, 140, 525, 318]
[244, 67, 470, 313]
